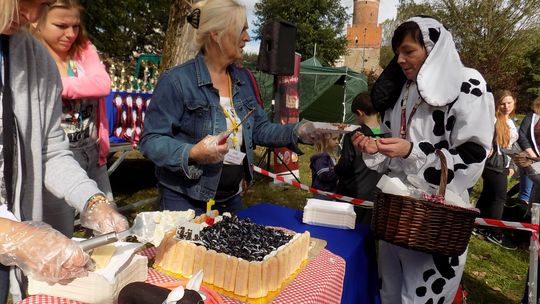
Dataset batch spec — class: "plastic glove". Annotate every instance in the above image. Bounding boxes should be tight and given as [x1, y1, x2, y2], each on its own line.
[0, 220, 91, 283]
[188, 133, 230, 165]
[294, 119, 322, 144]
[80, 200, 129, 234]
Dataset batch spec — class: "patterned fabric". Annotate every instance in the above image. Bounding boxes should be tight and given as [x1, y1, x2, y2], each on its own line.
[365, 16, 495, 304]
[20, 246, 345, 304]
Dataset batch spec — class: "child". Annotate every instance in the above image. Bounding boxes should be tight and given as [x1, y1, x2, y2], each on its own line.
[310, 134, 340, 200]
[335, 92, 383, 224]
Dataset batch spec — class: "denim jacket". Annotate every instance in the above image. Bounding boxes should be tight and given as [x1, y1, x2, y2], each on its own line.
[140, 52, 301, 202]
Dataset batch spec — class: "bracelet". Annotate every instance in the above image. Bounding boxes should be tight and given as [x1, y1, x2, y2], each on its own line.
[84, 193, 110, 213]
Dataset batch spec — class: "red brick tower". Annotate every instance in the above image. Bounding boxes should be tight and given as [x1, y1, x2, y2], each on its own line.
[345, 0, 382, 73]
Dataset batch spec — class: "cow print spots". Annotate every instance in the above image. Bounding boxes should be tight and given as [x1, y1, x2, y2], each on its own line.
[461, 79, 483, 97]
[455, 142, 487, 164]
[454, 163, 468, 171]
[432, 110, 445, 136]
[419, 142, 436, 156]
[446, 115, 456, 132]
[415, 255, 458, 304]
[428, 28, 440, 44]
[424, 167, 455, 185]
[416, 286, 427, 297]
[432, 278, 446, 294]
[424, 269, 436, 281]
[434, 140, 449, 151]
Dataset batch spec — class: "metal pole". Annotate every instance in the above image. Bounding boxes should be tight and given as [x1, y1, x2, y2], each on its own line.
[528, 202, 539, 304]
[361, 27, 367, 71]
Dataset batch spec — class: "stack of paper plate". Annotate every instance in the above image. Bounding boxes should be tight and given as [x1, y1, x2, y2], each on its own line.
[302, 199, 356, 229]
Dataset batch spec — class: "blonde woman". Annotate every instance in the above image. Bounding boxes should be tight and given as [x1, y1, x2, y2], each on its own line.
[140, 0, 317, 215]
[475, 90, 518, 249]
[0, 0, 127, 300]
[32, 0, 113, 238]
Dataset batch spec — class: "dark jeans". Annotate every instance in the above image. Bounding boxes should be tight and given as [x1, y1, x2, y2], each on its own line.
[476, 169, 507, 234]
[0, 264, 9, 304]
[159, 185, 244, 215]
[476, 169, 507, 219]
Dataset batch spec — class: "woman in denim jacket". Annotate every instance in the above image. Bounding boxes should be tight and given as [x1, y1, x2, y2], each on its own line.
[140, 0, 316, 215]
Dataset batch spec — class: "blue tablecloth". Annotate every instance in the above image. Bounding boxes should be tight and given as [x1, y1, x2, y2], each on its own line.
[237, 203, 381, 304]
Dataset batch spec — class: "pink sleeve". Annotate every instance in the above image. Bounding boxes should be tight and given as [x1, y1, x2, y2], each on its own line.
[61, 41, 111, 99]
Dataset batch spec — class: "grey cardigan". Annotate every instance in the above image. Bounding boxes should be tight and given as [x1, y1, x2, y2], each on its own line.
[8, 30, 102, 221]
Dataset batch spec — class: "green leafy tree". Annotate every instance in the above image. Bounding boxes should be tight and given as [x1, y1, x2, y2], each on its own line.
[79, 0, 170, 59]
[253, 0, 348, 66]
[519, 27, 540, 105]
[436, 0, 540, 96]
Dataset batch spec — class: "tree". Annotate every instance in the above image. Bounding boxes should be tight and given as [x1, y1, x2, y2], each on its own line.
[519, 27, 540, 105]
[80, 0, 170, 60]
[436, 0, 540, 95]
[161, 0, 195, 69]
[253, 0, 348, 66]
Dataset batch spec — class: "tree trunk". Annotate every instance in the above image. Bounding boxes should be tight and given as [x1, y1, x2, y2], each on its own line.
[161, 0, 198, 70]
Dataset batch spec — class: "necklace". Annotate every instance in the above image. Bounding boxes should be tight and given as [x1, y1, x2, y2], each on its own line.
[221, 72, 240, 149]
[399, 81, 422, 139]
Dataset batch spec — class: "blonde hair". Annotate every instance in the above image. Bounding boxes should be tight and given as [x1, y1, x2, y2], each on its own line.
[494, 90, 516, 148]
[0, 0, 17, 33]
[315, 134, 339, 155]
[190, 0, 246, 52]
[32, 0, 88, 58]
[532, 96, 540, 115]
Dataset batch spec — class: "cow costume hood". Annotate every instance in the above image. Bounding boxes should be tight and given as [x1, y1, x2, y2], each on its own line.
[372, 16, 464, 111]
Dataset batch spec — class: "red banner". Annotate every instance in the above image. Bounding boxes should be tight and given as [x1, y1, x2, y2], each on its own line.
[273, 54, 301, 179]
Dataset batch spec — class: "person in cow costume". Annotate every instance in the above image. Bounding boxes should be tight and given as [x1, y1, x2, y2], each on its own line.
[352, 16, 495, 303]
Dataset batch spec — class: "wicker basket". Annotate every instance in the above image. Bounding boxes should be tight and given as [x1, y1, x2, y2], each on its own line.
[371, 150, 479, 256]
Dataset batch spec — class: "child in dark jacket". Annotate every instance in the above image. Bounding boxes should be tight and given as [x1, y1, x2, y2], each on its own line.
[310, 133, 340, 199]
[335, 92, 383, 224]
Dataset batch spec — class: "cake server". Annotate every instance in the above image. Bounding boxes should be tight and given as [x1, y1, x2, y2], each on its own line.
[78, 212, 147, 251]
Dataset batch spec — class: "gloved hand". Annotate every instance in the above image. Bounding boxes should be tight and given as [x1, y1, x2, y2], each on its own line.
[188, 133, 230, 164]
[80, 194, 129, 234]
[294, 119, 322, 144]
[0, 220, 91, 283]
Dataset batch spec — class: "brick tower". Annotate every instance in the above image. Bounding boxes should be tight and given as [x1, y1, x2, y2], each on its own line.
[345, 0, 382, 73]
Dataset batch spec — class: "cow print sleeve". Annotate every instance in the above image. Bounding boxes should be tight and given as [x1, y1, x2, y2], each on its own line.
[404, 69, 494, 195]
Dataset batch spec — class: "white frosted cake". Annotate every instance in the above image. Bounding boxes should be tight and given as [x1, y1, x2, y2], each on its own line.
[154, 216, 310, 299]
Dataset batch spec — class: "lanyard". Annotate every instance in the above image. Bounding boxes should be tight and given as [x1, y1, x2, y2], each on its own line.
[399, 81, 422, 139]
[222, 73, 240, 148]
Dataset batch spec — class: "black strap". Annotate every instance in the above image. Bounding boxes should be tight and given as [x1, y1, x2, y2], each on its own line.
[1, 35, 15, 211]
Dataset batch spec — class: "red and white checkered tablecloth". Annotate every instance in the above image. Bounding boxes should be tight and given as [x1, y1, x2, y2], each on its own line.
[19, 246, 345, 304]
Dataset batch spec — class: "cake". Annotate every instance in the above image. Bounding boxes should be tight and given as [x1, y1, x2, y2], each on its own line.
[154, 216, 310, 299]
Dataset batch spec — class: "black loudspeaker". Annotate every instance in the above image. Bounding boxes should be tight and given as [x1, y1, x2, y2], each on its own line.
[257, 21, 297, 76]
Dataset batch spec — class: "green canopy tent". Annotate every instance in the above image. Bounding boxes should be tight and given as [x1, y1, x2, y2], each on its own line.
[248, 57, 368, 123]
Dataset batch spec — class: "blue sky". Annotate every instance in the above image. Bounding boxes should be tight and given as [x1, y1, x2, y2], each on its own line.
[238, 0, 399, 53]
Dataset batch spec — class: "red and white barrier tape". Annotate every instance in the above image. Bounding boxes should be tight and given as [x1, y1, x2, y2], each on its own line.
[252, 165, 373, 207]
[253, 165, 539, 234]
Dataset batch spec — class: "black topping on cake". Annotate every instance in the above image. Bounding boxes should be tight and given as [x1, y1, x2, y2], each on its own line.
[199, 216, 293, 262]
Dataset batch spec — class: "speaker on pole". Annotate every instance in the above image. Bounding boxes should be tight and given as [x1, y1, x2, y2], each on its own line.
[257, 20, 297, 76]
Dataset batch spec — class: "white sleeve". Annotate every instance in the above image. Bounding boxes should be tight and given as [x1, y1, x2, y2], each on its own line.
[0, 204, 18, 221]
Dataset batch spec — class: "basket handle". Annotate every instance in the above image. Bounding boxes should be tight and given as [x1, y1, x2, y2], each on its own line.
[435, 150, 447, 197]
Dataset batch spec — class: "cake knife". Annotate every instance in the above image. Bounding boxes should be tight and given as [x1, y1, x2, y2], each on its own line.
[78, 213, 146, 251]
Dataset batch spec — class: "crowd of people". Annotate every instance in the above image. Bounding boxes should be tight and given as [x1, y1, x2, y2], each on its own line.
[0, 0, 537, 303]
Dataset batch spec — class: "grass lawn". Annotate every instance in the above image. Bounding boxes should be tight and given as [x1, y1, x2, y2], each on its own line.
[107, 144, 532, 304]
